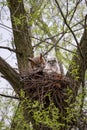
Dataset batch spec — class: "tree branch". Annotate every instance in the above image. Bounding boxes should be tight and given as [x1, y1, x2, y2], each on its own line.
[0, 57, 22, 94]
[55, 0, 84, 59]
[69, 0, 82, 23]
[0, 46, 17, 53]
[0, 93, 19, 100]
[44, 33, 64, 55]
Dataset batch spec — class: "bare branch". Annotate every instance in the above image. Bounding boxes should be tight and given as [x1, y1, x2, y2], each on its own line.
[0, 57, 22, 94]
[0, 93, 19, 100]
[0, 46, 17, 53]
[44, 33, 64, 55]
[69, 0, 82, 23]
[56, 45, 77, 54]
[34, 17, 83, 49]
[54, 0, 84, 59]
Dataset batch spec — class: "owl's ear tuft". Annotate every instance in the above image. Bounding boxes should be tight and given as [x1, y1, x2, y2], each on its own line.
[28, 57, 35, 64]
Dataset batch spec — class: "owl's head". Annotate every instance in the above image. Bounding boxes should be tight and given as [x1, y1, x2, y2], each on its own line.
[46, 57, 58, 66]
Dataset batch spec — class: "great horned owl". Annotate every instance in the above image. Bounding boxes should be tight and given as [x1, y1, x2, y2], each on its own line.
[28, 54, 45, 69]
[45, 57, 61, 74]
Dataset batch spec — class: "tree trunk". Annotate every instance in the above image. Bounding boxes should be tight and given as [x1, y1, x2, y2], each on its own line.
[7, 0, 52, 129]
[7, 0, 33, 74]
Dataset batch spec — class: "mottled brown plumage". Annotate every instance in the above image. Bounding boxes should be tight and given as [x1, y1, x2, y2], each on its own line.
[28, 54, 45, 69]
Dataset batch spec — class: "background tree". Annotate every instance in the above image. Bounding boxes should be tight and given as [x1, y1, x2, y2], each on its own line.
[0, 0, 87, 130]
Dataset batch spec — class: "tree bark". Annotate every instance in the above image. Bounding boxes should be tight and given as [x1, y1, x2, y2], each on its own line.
[67, 29, 87, 95]
[7, 0, 33, 74]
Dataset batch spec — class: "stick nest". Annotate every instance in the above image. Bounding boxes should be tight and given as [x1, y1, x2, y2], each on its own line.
[21, 69, 72, 109]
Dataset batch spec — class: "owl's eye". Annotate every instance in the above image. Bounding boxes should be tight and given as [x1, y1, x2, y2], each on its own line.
[52, 60, 56, 62]
[48, 60, 51, 63]
[47, 61, 53, 65]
